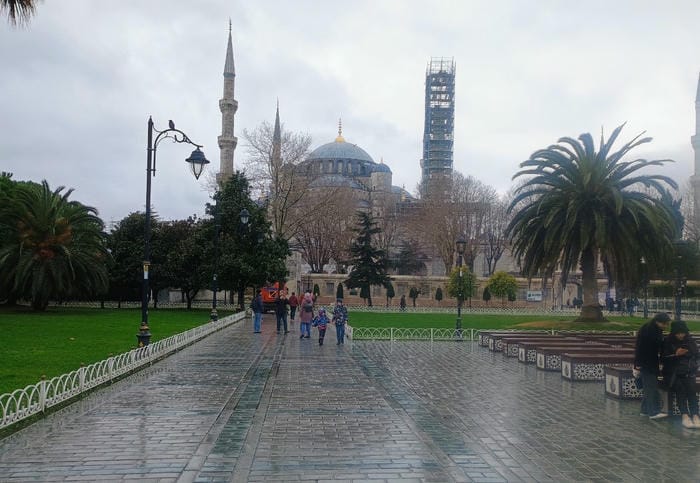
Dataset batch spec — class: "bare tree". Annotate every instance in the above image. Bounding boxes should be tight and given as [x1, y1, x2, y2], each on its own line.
[242, 119, 313, 241]
[412, 173, 497, 274]
[292, 187, 357, 272]
[482, 194, 510, 275]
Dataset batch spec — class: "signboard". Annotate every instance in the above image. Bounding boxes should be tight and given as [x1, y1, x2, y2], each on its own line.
[526, 290, 543, 302]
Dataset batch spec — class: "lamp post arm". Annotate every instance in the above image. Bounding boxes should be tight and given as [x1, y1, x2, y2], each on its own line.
[150, 126, 204, 177]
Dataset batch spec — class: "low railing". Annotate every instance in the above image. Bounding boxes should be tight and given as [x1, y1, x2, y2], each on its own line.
[348, 326, 637, 342]
[0, 312, 245, 431]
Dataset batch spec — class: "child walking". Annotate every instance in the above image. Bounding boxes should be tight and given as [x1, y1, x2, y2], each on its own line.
[312, 308, 330, 346]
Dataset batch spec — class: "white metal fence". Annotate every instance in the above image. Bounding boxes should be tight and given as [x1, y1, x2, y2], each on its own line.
[348, 326, 637, 342]
[0, 312, 246, 431]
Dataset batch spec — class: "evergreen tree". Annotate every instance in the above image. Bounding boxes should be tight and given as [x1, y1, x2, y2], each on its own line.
[386, 281, 395, 306]
[409, 287, 419, 307]
[336, 282, 344, 301]
[345, 211, 390, 307]
[487, 271, 518, 306]
[482, 286, 491, 304]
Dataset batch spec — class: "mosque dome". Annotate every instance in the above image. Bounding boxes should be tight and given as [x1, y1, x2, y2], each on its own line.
[308, 139, 374, 163]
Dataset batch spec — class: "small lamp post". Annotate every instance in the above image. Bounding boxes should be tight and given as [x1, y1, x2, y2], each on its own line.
[455, 236, 467, 339]
[139, 117, 209, 347]
[211, 207, 250, 321]
[673, 240, 686, 322]
[640, 257, 648, 319]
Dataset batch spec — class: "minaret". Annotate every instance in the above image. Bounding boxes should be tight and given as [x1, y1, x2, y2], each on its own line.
[691, 73, 700, 224]
[272, 99, 281, 165]
[217, 20, 238, 186]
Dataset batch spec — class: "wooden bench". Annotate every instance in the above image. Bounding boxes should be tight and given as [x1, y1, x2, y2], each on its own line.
[536, 347, 634, 372]
[487, 333, 556, 352]
[503, 336, 575, 358]
[560, 353, 634, 381]
[604, 366, 643, 399]
[518, 340, 607, 364]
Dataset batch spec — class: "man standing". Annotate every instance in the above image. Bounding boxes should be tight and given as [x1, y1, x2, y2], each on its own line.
[252, 290, 264, 334]
[634, 312, 671, 419]
[332, 298, 348, 345]
[275, 292, 290, 334]
[288, 292, 299, 323]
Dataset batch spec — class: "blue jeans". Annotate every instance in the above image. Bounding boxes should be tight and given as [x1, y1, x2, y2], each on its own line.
[640, 369, 662, 415]
[300, 322, 310, 337]
[276, 313, 288, 332]
[336, 323, 345, 344]
[253, 312, 262, 332]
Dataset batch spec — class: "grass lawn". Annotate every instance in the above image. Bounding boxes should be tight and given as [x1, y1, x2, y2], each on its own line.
[347, 311, 700, 333]
[0, 306, 233, 395]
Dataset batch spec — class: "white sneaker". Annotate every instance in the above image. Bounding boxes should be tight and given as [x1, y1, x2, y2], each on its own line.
[682, 414, 694, 428]
[692, 415, 700, 428]
[649, 413, 668, 420]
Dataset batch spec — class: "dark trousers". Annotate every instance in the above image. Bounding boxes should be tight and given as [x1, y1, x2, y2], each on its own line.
[318, 327, 326, 345]
[276, 313, 288, 332]
[290, 306, 297, 320]
[640, 369, 661, 415]
[673, 375, 699, 416]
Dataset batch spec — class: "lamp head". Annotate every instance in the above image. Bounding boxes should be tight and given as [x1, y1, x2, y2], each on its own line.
[456, 236, 467, 255]
[239, 208, 250, 225]
[185, 147, 210, 180]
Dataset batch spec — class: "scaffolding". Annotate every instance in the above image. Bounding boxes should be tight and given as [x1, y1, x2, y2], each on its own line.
[420, 57, 455, 196]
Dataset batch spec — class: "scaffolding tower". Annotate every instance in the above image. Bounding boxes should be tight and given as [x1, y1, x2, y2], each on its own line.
[420, 57, 455, 196]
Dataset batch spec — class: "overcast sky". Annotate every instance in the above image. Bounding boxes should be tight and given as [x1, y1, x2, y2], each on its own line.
[1, 0, 699, 226]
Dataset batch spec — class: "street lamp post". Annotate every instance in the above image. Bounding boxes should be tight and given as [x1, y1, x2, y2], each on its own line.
[210, 207, 249, 321]
[673, 240, 686, 323]
[139, 117, 209, 347]
[455, 236, 467, 339]
[640, 257, 648, 319]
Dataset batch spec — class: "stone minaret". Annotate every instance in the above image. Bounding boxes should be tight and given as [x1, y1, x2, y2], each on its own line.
[217, 20, 238, 186]
[272, 99, 281, 165]
[692, 73, 700, 225]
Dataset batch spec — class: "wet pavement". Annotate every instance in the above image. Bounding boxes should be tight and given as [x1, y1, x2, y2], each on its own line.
[1, 317, 699, 482]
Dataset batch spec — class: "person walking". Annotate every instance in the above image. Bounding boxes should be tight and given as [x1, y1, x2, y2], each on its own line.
[312, 307, 330, 346]
[634, 312, 671, 419]
[299, 292, 314, 339]
[275, 292, 290, 334]
[251, 290, 264, 334]
[288, 292, 299, 323]
[662, 320, 700, 428]
[399, 295, 406, 312]
[332, 298, 348, 345]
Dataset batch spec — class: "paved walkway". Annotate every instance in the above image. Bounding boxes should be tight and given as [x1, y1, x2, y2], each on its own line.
[1, 317, 699, 482]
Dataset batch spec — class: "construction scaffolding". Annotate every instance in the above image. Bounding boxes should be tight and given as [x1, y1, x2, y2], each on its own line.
[420, 57, 455, 196]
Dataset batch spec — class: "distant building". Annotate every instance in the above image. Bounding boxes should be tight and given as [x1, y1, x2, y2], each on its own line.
[420, 57, 456, 198]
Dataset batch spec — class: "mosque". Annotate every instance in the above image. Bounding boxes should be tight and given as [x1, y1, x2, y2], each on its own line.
[214, 24, 700, 306]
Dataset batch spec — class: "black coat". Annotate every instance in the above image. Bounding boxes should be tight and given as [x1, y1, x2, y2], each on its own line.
[662, 334, 698, 384]
[634, 320, 664, 374]
[274, 297, 289, 316]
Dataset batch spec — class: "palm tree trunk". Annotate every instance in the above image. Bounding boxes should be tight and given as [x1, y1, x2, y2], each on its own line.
[577, 247, 605, 321]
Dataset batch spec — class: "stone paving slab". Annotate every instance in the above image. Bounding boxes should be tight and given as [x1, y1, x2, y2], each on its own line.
[1, 317, 700, 482]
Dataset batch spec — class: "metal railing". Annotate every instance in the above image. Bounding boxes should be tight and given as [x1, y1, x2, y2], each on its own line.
[0, 312, 245, 431]
[348, 326, 637, 342]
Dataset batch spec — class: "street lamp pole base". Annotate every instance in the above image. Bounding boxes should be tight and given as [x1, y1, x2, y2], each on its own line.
[210, 308, 218, 321]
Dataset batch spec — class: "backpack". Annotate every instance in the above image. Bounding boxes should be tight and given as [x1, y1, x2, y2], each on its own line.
[303, 302, 313, 313]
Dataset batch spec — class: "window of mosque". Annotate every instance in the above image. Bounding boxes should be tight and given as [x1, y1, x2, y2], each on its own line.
[325, 283, 335, 295]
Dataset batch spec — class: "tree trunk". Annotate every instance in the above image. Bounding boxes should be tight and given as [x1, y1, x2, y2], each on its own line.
[577, 247, 605, 321]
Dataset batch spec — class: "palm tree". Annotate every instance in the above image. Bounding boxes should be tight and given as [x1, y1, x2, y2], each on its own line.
[0, 181, 109, 310]
[506, 124, 678, 321]
[1, 0, 37, 25]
